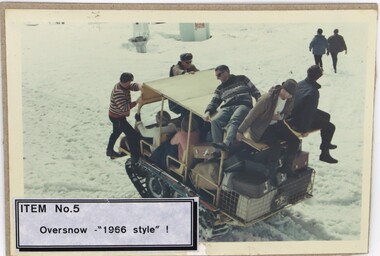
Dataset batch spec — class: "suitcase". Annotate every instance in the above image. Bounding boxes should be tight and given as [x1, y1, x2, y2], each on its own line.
[190, 160, 219, 190]
[245, 160, 270, 177]
[291, 151, 309, 172]
[221, 172, 238, 191]
[223, 154, 245, 173]
[230, 169, 271, 198]
[250, 150, 269, 164]
[280, 167, 315, 204]
[193, 144, 216, 159]
[222, 150, 255, 173]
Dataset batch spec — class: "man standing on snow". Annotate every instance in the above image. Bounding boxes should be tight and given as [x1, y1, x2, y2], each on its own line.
[169, 53, 209, 140]
[287, 65, 338, 164]
[170, 53, 199, 77]
[106, 72, 142, 165]
[204, 65, 261, 157]
[309, 28, 328, 70]
[168, 53, 200, 117]
[327, 29, 347, 73]
[236, 79, 299, 186]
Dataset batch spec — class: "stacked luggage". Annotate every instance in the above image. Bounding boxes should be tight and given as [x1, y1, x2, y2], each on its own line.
[220, 147, 315, 224]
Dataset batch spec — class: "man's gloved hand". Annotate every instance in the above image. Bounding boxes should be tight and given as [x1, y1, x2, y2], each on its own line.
[135, 113, 141, 122]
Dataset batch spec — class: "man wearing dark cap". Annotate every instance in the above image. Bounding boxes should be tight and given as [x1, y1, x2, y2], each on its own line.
[237, 79, 299, 185]
[327, 29, 347, 73]
[168, 53, 200, 116]
[106, 72, 142, 165]
[287, 65, 338, 164]
[170, 53, 199, 76]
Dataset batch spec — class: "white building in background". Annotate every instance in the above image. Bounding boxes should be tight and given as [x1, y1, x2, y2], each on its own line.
[179, 23, 211, 41]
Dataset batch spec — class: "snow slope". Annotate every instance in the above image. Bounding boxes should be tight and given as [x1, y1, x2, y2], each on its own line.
[20, 21, 373, 243]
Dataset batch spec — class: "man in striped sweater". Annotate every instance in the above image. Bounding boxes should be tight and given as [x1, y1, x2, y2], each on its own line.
[204, 65, 261, 156]
[106, 72, 142, 164]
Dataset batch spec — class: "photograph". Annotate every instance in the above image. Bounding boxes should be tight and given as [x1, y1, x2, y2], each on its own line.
[1, 3, 378, 256]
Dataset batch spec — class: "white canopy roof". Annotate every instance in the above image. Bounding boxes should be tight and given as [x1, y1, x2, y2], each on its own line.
[141, 69, 219, 117]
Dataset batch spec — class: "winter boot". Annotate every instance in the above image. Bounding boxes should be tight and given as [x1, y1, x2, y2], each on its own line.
[319, 149, 338, 164]
[210, 151, 221, 160]
[106, 149, 123, 159]
[212, 142, 230, 152]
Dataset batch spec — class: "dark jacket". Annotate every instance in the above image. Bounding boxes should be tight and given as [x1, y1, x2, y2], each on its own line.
[170, 62, 199, 77]
[168, 62, 199, 114]
[327, 34, 347, 53]
[287, 78, 320, 133]
[238, 85, 293, 142]
[205, 75, 261, 115]
[309, 34, 328, 55]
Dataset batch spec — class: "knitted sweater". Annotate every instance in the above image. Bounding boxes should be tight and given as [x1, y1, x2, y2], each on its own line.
[108, 82, 140, 118]
[205, 75, 261, 115]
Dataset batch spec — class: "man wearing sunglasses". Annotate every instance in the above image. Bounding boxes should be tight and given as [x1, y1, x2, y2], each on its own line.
[204, 65, 261, 156]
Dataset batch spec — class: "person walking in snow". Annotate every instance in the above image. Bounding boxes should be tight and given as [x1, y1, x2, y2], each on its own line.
[106, 72, 142, 165]
[236, 79, 299, 186]
[204, 65, 261, 157]
[327, 29, 347, 73]
[287, 65, 338, 164]
[309, 28, 328, 69]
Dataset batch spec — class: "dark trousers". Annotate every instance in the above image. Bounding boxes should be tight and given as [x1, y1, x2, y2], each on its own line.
[149, 140, 178, 170]
[169, 100, 189, 117]
[310, 109, 336, 150]
[330, 52, 338, 71]
[314, 55, 323, 68]
[260, 121, 300, 171]
[107, 116, 140, 162]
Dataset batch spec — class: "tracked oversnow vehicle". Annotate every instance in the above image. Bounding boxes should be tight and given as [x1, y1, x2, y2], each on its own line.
[119, 69, 316, 240]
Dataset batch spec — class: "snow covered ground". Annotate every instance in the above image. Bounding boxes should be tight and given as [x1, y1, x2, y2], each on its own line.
[17, 16, 375, 248]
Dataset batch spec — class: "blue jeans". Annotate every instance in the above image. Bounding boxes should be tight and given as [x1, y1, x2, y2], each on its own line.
[210, 105, 250, 148]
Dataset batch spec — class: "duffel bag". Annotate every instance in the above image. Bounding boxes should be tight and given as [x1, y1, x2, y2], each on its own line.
[190, 160, 220, 190]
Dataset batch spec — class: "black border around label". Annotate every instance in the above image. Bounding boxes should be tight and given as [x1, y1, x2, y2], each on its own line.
[14, 198, 198, 252]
